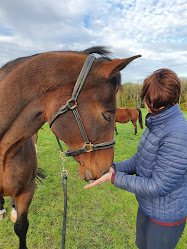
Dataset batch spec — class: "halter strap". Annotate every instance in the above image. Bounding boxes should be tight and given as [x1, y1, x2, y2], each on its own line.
[71, 54, 95, 102]
[49, 55, 95, 128]
[65, 139, 115, 157]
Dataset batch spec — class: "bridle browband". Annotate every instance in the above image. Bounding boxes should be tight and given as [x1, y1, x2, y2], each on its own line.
[49, 54, 115, 157]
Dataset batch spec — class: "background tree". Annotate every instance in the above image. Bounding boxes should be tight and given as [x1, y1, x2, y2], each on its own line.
[117, 77, 187, 111]
[180, 77, 187, 110]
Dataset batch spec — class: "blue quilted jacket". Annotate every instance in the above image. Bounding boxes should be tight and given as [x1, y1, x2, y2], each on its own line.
[113, 104, 187, 223]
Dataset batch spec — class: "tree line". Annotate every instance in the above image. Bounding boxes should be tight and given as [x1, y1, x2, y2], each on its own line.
[117, 77, 187, 111]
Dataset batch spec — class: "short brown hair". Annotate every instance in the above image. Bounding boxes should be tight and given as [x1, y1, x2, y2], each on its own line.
[140, 68, 181, 112]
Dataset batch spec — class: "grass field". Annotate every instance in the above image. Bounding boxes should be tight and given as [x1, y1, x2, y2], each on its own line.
[0, 109, 186, 248]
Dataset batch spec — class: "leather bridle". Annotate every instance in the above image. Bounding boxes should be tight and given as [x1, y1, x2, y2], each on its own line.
[49, 54, 115, 157]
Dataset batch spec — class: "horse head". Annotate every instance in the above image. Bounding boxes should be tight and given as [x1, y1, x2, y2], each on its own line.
[43, 49, 141, 181]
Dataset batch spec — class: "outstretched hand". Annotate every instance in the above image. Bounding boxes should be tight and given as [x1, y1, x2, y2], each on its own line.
[83, 166, 114, 189]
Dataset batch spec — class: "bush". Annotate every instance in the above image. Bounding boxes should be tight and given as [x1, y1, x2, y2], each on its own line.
[180, 103, 187, 111]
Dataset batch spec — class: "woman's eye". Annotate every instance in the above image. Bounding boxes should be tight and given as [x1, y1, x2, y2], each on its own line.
[102, 113, 111, 122]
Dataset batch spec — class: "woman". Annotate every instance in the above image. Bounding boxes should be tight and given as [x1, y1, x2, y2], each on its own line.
[84, 69, 187, 249]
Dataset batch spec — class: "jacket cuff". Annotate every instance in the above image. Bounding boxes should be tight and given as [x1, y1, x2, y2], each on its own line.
[112, 163, 117, 172]
[111, 172, 116, 184]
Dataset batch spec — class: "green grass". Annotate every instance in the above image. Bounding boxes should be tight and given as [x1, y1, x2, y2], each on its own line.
[0, 109, 186, 248]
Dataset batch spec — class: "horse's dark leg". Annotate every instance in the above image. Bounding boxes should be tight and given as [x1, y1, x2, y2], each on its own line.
[0, 196, 5, 210]
[134, 124, 137, 135]
[14, 182, 35, 249]
[114, 126, 118, 135]
[11, 197, 15, 208]
[132, 120, 137, 135]
[14, 212, 29, 249]
[0, 196, 6, 220]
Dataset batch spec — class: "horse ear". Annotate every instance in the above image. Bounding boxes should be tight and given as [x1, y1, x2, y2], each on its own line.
[97, 55, 141, 79]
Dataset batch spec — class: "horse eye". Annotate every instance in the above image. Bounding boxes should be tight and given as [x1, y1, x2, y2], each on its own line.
[102, 113, 111, 122]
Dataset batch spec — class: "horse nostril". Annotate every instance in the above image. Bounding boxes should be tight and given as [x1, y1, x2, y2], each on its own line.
[84, 170, 91, 182]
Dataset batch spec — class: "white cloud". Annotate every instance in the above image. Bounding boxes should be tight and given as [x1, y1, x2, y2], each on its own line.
[0, 0, 186, 82]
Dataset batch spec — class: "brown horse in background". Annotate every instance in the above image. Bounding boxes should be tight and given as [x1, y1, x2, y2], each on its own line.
[0, 46, 141, 248]
[115, 107, 143, 135]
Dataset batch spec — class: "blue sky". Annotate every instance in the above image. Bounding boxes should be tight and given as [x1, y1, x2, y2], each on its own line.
[0, 0, 186, 83]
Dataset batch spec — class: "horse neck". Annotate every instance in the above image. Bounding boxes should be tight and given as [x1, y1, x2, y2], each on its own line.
[0, 52, 85, 157]
[0, 75, 46, 157]
[0, 56, 34, 81]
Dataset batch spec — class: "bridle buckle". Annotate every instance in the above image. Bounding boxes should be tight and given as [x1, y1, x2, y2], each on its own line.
[84, 142, 94, 152]
[66, 99, 77, 110]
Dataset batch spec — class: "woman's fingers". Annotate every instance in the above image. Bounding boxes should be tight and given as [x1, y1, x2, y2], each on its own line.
[83, 172, 112, 189]
[83, 179, 101, 189]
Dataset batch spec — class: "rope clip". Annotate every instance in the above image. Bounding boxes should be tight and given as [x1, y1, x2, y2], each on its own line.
[60, 152, 68, 177]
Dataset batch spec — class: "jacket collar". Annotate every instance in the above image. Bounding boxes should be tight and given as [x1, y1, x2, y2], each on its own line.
[145, 104, 180, 128]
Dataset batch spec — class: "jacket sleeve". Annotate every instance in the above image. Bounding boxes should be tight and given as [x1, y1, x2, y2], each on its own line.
[112, 153, 138, 175]
[113, 132, 187, 197]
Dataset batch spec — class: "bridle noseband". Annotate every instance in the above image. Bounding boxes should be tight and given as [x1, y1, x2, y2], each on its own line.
[49, 54, 115, 157]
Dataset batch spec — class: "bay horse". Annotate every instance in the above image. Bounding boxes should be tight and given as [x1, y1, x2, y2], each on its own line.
[115, 107, 143, 135]
[0, 46, 141, 248]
